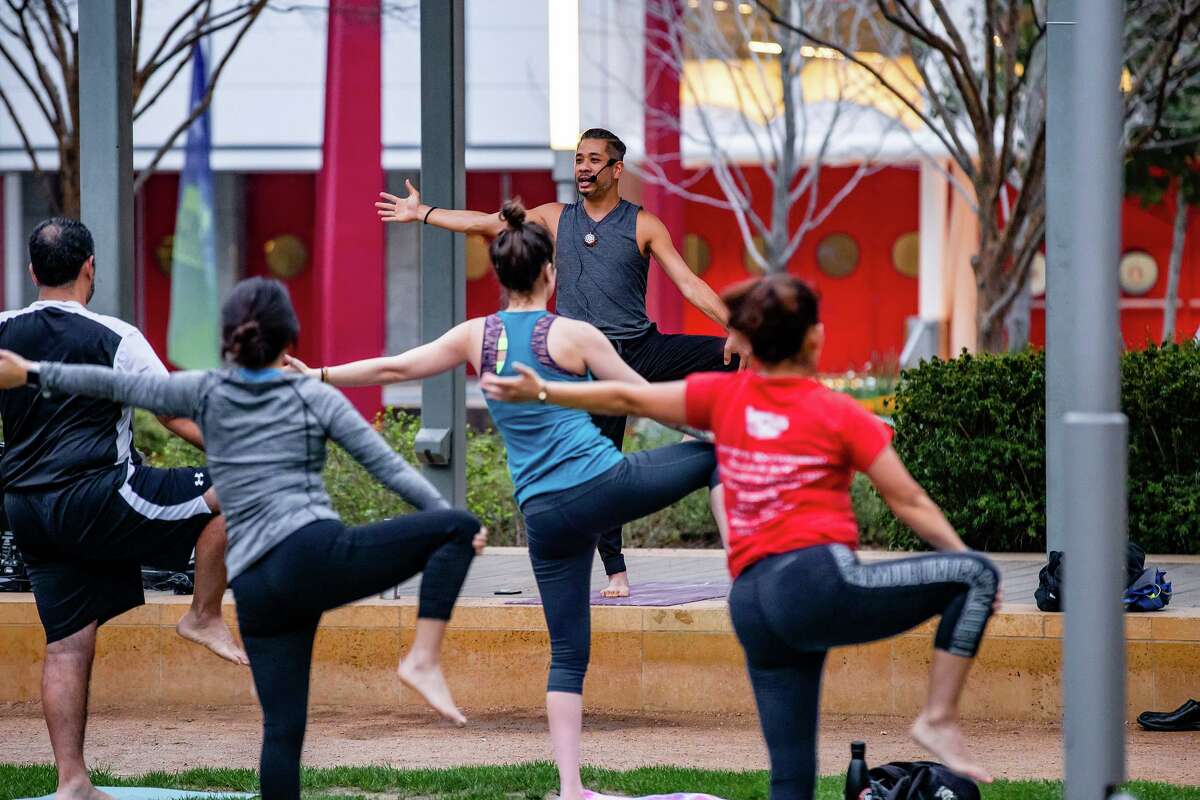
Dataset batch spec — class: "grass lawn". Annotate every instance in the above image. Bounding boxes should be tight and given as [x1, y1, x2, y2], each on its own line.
[1, 764, 1197, 800]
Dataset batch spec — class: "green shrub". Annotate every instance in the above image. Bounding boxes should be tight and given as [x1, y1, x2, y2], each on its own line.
[134, 411, 725, 548]
[1123, 343, 1200, 553]
[132, 407, 902, 551]
[883, 350, 1046, 552]
[879, 342, 1200, 554]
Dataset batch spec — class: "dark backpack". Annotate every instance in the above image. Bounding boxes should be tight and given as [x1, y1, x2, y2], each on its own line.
[1035, 542, 1147, 612]
[867, 761, 980, 800]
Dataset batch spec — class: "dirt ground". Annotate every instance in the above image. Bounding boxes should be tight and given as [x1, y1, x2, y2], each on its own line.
[1, 704, 1197, 786]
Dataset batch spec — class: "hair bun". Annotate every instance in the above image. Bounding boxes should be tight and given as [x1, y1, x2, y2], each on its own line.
[500, 198, 527, 229]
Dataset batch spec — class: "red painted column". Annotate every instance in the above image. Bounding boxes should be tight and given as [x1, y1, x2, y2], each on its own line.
[642, 0, 686, 334]
[312, 0, 384, 414]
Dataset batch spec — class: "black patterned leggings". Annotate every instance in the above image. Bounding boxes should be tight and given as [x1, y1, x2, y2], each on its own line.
[728, 544, 999, 800]
[231, 510, 480, 800]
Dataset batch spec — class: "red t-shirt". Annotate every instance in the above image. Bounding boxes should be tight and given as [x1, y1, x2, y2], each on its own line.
[686, 371, 894, 578]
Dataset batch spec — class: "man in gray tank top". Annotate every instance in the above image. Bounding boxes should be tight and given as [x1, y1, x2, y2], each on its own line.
[378, 128, 747, 597]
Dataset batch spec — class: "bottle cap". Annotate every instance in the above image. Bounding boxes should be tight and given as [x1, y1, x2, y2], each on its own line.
[851, 741, 866, 757]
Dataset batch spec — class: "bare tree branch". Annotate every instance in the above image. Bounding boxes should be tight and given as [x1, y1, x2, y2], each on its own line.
[0, 35, 59, 134]
[752, 0, 972, 178]
[10, 2, 67, 134]
[133, 3, 267, 192]
[0, 79, 57, 211]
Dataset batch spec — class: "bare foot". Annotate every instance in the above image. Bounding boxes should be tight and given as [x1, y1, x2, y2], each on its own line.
[600, 572, 630, 598]
[56, 777, 116, 800]
[473, 527, 488, 555]
[398, 657, 467, 727]
[177, 610, 249, 666]
[911, 713, 993, 784]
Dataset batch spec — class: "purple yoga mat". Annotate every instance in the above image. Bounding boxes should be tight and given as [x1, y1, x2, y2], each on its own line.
[507, 581, 728, 606]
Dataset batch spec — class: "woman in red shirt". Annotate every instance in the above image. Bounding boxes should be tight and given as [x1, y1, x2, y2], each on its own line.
[482, 274, 999, 799]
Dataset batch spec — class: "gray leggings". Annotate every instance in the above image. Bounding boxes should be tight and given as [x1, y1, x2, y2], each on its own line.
[521, 440, 718, 693]
[728, 544, 999, 800]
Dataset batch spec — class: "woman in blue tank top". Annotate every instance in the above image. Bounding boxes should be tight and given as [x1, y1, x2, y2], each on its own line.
[287, 200, 722, 800]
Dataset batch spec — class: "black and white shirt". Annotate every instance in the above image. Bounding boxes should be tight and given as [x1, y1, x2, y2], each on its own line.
[0, 300, 167, 493]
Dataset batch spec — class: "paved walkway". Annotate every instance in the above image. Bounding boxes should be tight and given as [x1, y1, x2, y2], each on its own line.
[392, 547, 1200, 608]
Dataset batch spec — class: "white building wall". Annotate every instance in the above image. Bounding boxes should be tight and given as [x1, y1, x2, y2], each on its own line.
[0, 0, 648, 173]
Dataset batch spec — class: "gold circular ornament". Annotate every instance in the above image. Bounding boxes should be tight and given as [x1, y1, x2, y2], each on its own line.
[744, 235, 767, 275]
[891, 232, 919, 279]
[1030, 252, 1046, 297]
[816, 233, 859, 278]
[156, 234, 175, 276]
[683, 233, 711, 276]
[264, 234, 309, 280]
[466, 234, 491, 281]
[1118, 250, 1157, 296]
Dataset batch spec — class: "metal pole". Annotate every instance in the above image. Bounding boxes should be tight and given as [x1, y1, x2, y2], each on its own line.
[418, 0, 467, 506]
[1063, 0, 1127, 797]
[78, 0, 135, 322]
[553, 150, 576, 204]
[1044, 0, 1074, 554]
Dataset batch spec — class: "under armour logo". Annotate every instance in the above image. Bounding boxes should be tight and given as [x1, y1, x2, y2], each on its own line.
[193, 472, 205, 487]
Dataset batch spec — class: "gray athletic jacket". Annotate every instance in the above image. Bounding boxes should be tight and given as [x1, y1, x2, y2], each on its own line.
[32, 363, 449, 580]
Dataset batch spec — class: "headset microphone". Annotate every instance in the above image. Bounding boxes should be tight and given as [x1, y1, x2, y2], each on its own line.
[578, 158, 617, 185]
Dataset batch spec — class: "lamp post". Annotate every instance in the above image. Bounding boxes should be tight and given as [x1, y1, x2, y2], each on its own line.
[548, 0, 580, 203]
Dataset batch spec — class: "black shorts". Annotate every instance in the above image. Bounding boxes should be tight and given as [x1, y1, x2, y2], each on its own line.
[6, 462, 216, 643]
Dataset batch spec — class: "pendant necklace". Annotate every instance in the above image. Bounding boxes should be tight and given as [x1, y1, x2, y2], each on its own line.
[583, 219, 599, 248]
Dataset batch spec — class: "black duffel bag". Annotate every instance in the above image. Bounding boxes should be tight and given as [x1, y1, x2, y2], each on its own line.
[867, 761, 980, 800]
[1035, 542, 1147, 612]
[0, 443, 32, 592]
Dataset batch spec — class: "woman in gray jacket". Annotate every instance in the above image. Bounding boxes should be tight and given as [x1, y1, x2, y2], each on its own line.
[0, 277, 486, 800]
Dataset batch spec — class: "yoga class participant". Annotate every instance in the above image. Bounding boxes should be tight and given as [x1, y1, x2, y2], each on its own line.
[0, 218, 243, 800]
[482, 273, 1002, 800]
[0, 277, 485, 800]
[377, 127, 745, 597]
[287, 200, 722, 800]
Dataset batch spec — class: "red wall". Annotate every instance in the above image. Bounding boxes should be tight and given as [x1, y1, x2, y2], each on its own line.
[1030, 192, 1200, 347]
[679, 165, 920, 372]
[138, 165, 1198, 376]
[138, 173, 179, 363]
[464, 170, 556, 320]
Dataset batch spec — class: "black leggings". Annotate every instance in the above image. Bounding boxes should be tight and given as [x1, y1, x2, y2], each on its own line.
[230, 510, 480, 800]
[522, 440, 718, 693]
[728, 544, 999, 800]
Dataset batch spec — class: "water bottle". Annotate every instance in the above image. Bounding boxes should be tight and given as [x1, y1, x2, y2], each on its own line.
[845, 740, 870, 800]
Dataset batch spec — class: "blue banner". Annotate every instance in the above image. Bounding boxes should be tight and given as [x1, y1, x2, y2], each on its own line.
[167, 44, 220, 369]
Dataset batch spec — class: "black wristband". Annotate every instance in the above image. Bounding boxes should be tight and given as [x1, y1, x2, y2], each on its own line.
[423, 206, 439, 224]
[26, 367, 40, 387]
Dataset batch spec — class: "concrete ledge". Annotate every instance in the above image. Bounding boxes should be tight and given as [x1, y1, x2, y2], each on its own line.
[1, 594, 1197, 721]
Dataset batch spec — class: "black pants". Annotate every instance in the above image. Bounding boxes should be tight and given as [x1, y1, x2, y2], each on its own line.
[522, 441, 717, 693]
[230, 510, 479, 800]
[728, 545, 999, 800]
[591, 325, 735, 575]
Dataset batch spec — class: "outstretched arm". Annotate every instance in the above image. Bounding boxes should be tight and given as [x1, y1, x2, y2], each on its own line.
[0, 351, 206, 420]
[481, 363, 689, 427]
[313, 385, 450, 512]
[641, 212, 750, 368]
[286, 321, 477, 387]
[377, 179, 560, 238]
[867, 447, 967, 553]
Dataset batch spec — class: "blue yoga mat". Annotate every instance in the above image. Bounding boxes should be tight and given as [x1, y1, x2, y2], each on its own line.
[22, 789, 252, 800]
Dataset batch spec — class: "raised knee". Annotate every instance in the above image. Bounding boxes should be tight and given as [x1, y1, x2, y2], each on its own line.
[448, 510, 481, 543]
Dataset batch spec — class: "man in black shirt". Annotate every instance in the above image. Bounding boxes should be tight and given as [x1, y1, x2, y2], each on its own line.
[0, 219, 245, 800]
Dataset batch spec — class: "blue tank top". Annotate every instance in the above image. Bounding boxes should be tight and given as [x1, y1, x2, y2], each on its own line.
[482, 310, 624, 506]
